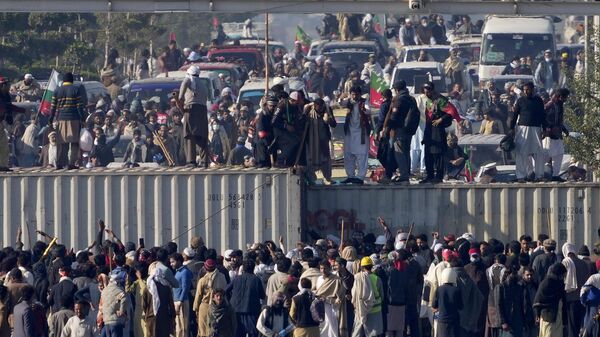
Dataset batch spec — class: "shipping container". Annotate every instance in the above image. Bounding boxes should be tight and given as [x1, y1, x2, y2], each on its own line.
[306, 183, 600, 249]
[0, 168, 302, 254]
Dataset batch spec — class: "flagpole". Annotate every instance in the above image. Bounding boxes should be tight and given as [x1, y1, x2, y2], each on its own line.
[265, 13, 269, 95]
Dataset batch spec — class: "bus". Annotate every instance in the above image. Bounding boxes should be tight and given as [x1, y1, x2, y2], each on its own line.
[479, 15, 555, 85]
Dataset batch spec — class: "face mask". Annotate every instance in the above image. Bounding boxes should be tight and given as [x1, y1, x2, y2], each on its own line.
[94, 139, 98, 146]
[545, 57, 552, 62]
[217, 116, 224, 121]
[211, 124, 220, 131]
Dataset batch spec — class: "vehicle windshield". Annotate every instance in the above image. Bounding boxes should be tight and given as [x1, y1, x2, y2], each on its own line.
[239, 89, 265, 110]
[127, 80, 215, 111]
[324, 51, 370, 69]
[456, 45, 480, 63]
[392, 68, 446, 92]
[211, 52, 260, 70]
[481, 33, 553, 65]
[405, 48, 449, 63]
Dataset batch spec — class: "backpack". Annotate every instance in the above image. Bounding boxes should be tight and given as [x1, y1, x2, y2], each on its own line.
[309, 295, 325, 323]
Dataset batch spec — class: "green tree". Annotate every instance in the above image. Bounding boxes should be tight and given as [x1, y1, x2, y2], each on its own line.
[564, 27, 600, 175]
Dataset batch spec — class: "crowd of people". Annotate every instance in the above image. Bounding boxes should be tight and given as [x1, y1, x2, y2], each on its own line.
[1, 218, 600, 337]
[0, 13, 589, 184]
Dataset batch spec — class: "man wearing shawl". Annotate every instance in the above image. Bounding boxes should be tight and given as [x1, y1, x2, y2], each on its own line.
[386, 250, 409, 337]
[534, 263, 567, 337]
[266, 258, 292, 306]
[207, 288, 236, 337]
[351, 257, 383, 337]
[334, 258, 354, 337]
[303, 98, 336, 185]
[193, 259, 227, 337]
[179, 65, 209, 167]
[142, 264, 176, 337]
[562, 242, 591, 337]
[315, 260, 345, 337]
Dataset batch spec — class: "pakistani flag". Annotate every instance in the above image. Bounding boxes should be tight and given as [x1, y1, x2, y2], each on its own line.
[39, 70, 61, 117]
[370, 72, 388, 108]
[295, 26, 312, 53]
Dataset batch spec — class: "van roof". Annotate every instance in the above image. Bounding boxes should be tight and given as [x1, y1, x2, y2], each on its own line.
[483, 16, 554, 35]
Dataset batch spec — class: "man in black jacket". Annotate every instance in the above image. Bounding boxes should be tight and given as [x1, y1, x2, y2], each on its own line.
[47, 266, 78, 315]
[510, 82, 547, 182]
[383, 80, 420, 183]
[386, 250, 409, 337]
[542, 88, 570, 181]
[226, 259, 265, 337]
[419, 81, 454, 184]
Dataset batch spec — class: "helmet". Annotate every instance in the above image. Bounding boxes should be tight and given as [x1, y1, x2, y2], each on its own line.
[360, 257, 373, 267]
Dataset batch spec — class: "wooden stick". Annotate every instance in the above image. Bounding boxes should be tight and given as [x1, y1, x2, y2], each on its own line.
[546, 209, 551, 239]
[42, 237, 57, 259]
[341, 219, 345, 249]
[25, 221, 32, 250]
[407, 222, 415, 239]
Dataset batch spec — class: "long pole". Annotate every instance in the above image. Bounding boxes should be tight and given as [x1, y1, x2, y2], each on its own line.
[265, 13, 270, 95]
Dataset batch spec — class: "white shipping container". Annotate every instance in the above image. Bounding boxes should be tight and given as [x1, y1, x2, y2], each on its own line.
[0, 168, 302, 254]
[306, 183, 600, 249]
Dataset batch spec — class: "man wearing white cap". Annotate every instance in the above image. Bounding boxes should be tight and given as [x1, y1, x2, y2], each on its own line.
[10, 73, 42, 102]
[534, 50, 559, 93]
[179, 65, 209, 167]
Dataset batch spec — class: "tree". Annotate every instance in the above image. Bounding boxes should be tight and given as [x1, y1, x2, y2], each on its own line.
[564, 26, 600, 175]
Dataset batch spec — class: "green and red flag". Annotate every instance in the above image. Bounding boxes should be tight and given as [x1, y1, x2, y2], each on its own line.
[464, 147, 474, 182]
[370, 72, 388, 108]
[39, 70, 61, 117]
[373, 14, 384, 36]
[295, 26, 312, 54]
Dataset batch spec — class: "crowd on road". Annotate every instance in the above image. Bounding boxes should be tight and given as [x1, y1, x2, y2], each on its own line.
[1, 218, 600, 337]
[0, 14, 589, 184]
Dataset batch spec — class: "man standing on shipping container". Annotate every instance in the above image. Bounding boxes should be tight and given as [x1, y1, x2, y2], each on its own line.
[510, 81, 547, 183]
[179, 65, 209, 168]
[49, 72, 86, 169]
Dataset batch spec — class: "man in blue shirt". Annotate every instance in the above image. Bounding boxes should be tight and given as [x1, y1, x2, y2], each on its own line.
[170, 253, 193, 337]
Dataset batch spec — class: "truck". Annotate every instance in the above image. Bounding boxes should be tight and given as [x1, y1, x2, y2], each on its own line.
[479, 15, 556, 85]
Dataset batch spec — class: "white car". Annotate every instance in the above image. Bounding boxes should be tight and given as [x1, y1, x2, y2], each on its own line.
[397, 45, 452, 63]
[391, 61, 448, 95]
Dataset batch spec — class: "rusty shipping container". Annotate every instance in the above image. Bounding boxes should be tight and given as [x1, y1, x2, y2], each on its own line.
[0, 168, 302, 253]
[306, 183, 600, 249]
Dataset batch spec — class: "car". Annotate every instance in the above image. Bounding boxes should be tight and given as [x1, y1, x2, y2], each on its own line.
[489, 74, 534, 93]
[397, 45, 452, 63]
[78, 81, 110, 108]
[391, 62, 448, 95]
[126, 77, 182, 112]
[556, 43, 583, 67]
[207, 46, 267, 73]
[306, 40, 327, 60]
[223, 38, 287, 64]
[458, 134, 509, 171]
[236, 76, 307, 111]
[320, 40, 382, 75]
[156, 70, 223, 107]
[450, 34, 482, 65]
[179, 62, 246, 94]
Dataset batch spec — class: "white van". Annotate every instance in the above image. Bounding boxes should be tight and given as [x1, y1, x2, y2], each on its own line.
[479, 16, 556, 84]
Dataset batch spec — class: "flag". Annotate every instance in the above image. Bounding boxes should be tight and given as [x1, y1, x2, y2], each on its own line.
[464, 147, 474, 182]
[373, 15, 384, 36]
[369, 72, 388, 108]
[39, 70, 61, 117]
[295, 26, 312, 54]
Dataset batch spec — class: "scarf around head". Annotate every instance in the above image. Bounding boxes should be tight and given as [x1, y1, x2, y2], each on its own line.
[147, 266, 170, 315]
[208, 298, 230, 331]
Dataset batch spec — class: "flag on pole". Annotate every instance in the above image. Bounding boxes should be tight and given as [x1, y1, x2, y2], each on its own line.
[295, 26, 312, 54]
[39, 70, 61, 117]
[373, 15, 384, 36]
[369, 72, 388, 108]
[464, 147, 474, 182]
